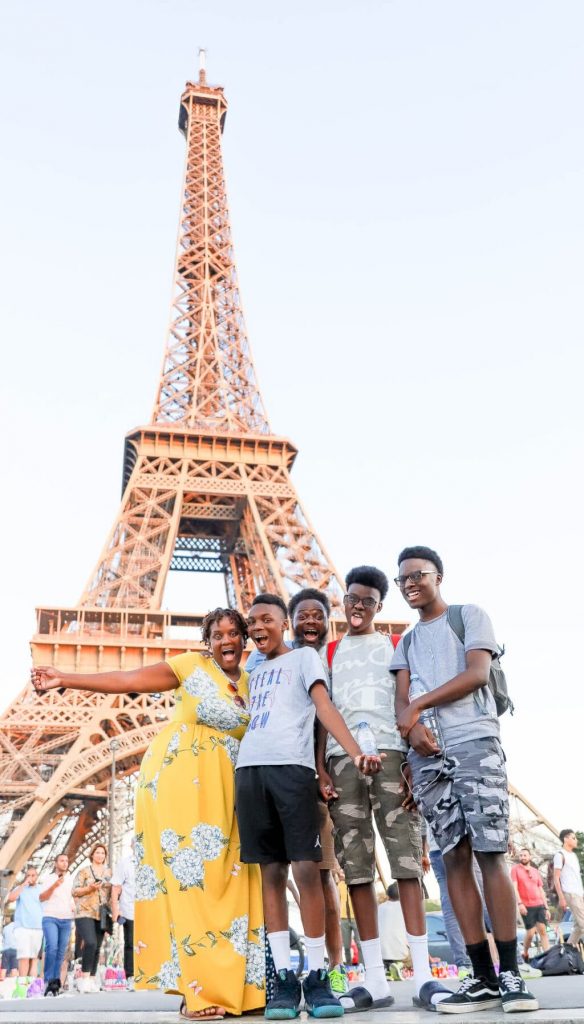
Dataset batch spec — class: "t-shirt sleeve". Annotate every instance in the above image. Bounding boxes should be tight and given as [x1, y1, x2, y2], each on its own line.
[553, 852, 564, 870]
[301, 647, 328, 693]
[110, 865, 123, 887]
[390, 634, 409, 672]
[509, 865, 518, 883]
[166, 651, 199, 683]
[245, 648, 264, 673]
[460, 605, 499, 655]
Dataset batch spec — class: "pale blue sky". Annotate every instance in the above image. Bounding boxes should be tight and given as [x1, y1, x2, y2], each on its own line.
[1, 0, 582, 827]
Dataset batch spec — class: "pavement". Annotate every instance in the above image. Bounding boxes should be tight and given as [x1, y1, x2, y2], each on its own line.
[2, 978, 584, 1024]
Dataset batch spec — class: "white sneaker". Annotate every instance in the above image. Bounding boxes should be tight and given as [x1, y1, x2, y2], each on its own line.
[126, 977, 135, 991]
[77, 977, 91, 994]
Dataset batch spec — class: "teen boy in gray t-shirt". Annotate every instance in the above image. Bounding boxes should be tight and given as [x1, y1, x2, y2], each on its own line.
[392, 545, 537, 1015]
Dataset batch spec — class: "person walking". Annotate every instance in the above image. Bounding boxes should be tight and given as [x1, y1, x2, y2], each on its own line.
[33, 607, 264, 1020]
[111, 840, 135, 989]
[510, 849, 550, 961]
[39, 853, 75, 996]
[0, 915, 18, 981]
[7, 866, 43, 984]
[72, 843, 112, 993]
[553, 830, 584, 946]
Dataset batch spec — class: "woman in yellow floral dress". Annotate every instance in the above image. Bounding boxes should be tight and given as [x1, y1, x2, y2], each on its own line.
[32, 608, 264, 1020]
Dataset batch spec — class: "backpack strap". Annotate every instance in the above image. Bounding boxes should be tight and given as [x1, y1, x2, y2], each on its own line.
[401, 631, 413, 663]
[446, 604, 465, 645]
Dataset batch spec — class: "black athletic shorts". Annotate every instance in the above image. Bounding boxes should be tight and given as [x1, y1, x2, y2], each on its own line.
[521, 905, 547, 929]
[236, 764, 322, 864]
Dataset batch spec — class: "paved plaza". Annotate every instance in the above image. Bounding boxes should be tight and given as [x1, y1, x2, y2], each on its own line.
[2, 978, 584, 1024]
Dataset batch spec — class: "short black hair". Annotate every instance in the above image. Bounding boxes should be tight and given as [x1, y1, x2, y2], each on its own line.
[560, 829, 576, 844]
[397, 546, 444, 576]
[250, 593, 288, 616]
[345, 565, 388, 601]
[386, 882, 400, 901]
[288, 588, 331, 620]
[202, 607, 248, 645]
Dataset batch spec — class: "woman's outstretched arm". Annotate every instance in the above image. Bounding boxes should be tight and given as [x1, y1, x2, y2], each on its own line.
[31, 661, 178, 696]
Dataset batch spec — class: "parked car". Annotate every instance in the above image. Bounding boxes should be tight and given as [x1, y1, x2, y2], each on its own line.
[426, 911, 453, 962]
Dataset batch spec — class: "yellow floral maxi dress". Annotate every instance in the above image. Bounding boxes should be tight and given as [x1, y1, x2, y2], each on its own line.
[134, 653, 265, 1015]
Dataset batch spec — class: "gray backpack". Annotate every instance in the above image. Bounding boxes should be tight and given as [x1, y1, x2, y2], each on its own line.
[401, 604, 514, 717]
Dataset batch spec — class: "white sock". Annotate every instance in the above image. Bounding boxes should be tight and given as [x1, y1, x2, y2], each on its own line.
[268, 930, 291, 972]
[361, 937, 391, 1000]
[304, 934, 326, 972]
[407, 932, 449, 1006]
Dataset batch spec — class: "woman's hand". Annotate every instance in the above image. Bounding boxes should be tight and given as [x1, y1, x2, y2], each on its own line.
[31, 666, 65, 694]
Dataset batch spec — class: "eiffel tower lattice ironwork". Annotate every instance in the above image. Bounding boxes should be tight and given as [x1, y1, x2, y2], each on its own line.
[0, 57, 408, 875]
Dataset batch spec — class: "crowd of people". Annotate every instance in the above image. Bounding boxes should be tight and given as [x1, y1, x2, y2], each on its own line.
[13, 544, 580, 1019]
[0, 841, 135, 997]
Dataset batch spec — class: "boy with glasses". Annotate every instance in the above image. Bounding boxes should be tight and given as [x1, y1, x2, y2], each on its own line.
[392, 545, 537, 1013]
[317, 566, 450, 1011]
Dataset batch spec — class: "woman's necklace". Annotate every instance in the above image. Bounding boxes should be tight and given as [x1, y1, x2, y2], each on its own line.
[211, 658, 246, 709]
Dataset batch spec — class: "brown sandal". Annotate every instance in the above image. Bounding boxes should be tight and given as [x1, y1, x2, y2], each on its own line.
[179, 999, 226, 1020]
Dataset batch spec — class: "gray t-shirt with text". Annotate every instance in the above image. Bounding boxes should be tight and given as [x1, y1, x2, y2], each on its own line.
[236, 646, 326, 770]
[390, 604, 500, 749]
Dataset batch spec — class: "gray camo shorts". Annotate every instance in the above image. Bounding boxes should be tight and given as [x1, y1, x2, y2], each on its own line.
[327, 749, 423, 885]
[409, 736, 509, 855]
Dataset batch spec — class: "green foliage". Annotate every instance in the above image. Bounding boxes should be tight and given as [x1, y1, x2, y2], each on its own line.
[575, 832, 584, 876]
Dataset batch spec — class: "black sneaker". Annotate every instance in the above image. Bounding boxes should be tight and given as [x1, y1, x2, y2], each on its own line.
[302, 968, 344, 1018]
[437, 975, 500, 1014]
[498, 970, 539, 1013]
[265, 968, 302, 1020]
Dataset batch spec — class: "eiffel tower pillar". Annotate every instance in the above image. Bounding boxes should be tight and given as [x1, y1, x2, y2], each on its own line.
[0, 58, 407, 874]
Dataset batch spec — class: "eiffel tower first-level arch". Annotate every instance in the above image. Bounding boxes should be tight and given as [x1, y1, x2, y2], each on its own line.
[0, 57, 558, 875]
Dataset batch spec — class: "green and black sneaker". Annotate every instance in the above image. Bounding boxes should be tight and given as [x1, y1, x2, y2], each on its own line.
[265, 968, 302, 1020]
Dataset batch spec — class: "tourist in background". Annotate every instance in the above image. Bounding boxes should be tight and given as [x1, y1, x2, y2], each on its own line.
[39, 852, 75, 996]
[72, 842, 112, 993]
[111, 838, 135, 990]
[0, 914, 18, 980]
[510, 849, 550, 962]
[553, 830, 584, 946]
[7, 866, 43, 982]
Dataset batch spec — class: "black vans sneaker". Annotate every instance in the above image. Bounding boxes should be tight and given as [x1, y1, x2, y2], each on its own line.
[437, 975, 500, 1014]
[265, 968, 302, 1020]
[302, 969, 344, 1018]
[498, 970, 539, 1013]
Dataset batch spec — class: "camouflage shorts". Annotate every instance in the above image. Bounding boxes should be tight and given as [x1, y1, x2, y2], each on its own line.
[409, 736, 509, 855]
[326, 750, 423, 885]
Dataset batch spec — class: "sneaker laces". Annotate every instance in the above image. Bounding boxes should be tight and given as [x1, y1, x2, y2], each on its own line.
[455, 975, 478, 995]
[499, 971, 523, 992]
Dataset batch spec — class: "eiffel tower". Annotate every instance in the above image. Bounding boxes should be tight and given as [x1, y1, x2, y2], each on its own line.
[0, 57, 559, 879]
[0, 55, 409, 876]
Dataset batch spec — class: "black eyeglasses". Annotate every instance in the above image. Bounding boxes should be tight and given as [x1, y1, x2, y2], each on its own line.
[394, 570, 437, 589]
[343, 594, 378, 610]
